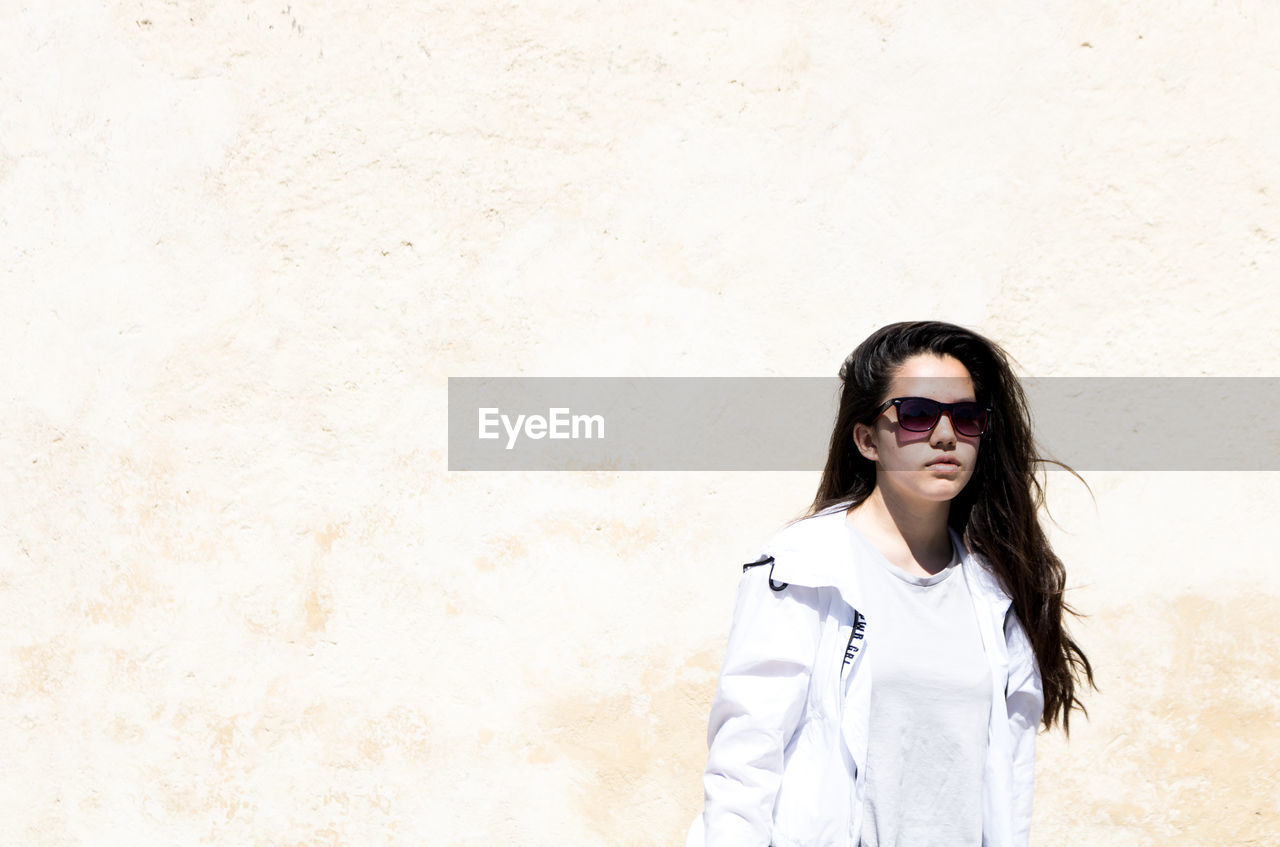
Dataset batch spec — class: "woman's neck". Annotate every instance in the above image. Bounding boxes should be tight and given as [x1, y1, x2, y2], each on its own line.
[844, 486, 955, 576]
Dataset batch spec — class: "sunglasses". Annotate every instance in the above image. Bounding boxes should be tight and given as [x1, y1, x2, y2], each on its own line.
[872, 396, 992, 437]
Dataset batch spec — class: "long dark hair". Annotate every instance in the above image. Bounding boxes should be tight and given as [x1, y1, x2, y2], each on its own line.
[808, 320, 1094, 733]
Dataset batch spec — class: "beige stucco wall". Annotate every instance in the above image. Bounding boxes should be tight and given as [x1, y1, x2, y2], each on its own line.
[3, 1, 1277, 844]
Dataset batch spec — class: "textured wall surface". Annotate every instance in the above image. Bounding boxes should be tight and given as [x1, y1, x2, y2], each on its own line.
[2, 1, 1278, 844]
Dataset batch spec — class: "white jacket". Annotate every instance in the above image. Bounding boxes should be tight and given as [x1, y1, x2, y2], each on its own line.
[687, 507, 1044, 847]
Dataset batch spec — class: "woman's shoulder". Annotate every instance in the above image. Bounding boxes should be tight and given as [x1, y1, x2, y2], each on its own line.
[743, 506, 865, 607]
[762, 505, 851, 557]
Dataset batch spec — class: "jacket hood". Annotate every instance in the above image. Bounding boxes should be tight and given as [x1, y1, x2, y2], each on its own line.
[760, 505, 1013, 614]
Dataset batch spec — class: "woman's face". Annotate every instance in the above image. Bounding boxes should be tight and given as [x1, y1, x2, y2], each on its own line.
[853, 353, 982, 504]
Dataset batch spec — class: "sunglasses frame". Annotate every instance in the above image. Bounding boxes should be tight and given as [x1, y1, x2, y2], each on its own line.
[871, 396, 992, 437]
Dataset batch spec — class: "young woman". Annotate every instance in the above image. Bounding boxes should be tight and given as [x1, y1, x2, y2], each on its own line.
[687, 321, 1094, 847]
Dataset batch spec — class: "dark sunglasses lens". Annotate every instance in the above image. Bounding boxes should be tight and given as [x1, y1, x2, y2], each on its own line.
[896, 398, 941, 432]
[951, 404, 988, 437]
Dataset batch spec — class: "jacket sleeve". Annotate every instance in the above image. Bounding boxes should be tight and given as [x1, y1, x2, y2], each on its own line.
[695, 562, 823, 847]
[1003, 607, 1045, 847]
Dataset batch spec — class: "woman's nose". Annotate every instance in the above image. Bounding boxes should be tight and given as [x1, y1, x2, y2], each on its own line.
[930, 413, 958, 447]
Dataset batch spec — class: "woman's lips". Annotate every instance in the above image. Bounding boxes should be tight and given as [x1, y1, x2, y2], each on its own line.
[926, 459, 960, 471]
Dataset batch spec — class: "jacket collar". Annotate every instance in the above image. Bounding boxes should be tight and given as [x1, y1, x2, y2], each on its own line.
[761, 506, 1014, 615]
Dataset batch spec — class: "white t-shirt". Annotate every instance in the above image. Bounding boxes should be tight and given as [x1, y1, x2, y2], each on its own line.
[848, 523, 992, 847]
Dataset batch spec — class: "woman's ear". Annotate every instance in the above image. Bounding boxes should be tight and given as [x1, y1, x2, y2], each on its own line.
[852, 421, 879, 463]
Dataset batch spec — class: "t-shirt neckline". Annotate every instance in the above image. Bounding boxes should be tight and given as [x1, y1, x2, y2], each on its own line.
[845, 519, 961, 587]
